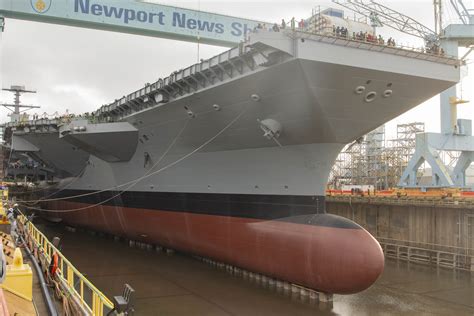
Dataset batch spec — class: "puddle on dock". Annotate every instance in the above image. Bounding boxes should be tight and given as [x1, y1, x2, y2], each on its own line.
[37, 221, 474, 316]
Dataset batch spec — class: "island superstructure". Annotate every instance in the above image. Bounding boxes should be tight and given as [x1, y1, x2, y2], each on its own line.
[2, 28, 460, 294]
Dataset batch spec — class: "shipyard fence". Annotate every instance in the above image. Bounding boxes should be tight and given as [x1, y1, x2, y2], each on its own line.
[18, 216, 114, 316]
[378, 238, 474, 271]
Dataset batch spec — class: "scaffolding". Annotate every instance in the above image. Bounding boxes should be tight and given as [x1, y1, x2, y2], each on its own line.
[329, 122, 425, 190]
[386, 122, 425, 187]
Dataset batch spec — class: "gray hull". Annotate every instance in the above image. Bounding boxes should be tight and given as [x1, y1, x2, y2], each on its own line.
[8, 31, 458, 197]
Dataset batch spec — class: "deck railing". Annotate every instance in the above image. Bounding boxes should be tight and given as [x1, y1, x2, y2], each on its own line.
[18, 216, 114, 316]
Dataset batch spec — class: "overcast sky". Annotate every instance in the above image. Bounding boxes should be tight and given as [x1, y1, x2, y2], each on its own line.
[0, 0, 472, 139]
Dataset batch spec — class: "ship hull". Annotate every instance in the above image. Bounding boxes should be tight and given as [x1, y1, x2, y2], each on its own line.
[45, 192, 384, 294]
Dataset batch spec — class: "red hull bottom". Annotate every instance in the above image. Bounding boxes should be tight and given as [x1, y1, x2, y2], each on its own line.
[47, 201, 384, 294]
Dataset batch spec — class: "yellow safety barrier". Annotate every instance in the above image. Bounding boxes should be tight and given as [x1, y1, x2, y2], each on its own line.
[18, 216, 114, 315]
[1, 248, 33, 301]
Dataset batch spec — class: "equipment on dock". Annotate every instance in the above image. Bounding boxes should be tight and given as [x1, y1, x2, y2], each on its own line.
[0, 188, 124, 315]
[110, 284, 135, 316]
[17, 214, 115, 315]
[1, 248, 33, 301]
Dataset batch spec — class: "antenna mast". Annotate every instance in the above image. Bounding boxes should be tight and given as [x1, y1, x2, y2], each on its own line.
[1, 85, 39, 122]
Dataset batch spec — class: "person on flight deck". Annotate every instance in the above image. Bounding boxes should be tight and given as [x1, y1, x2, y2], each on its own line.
[378, 35, 384, 44]
[281, 19, 286, 29]
[299, 19, 305, 29]
[6, 207, 14, 219]
[6, 208, 18, 244]
[13, 203, 20, 217]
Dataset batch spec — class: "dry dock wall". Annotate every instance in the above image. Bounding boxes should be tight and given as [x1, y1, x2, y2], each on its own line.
[326, 197, 474, 271]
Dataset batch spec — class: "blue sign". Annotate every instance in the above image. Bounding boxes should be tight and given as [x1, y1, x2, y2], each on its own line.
[0, 0, 263, 46]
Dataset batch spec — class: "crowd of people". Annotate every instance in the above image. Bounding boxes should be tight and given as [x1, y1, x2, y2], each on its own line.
[333, 26, 395, 46]
[252, 17, 446, 57]
[254, 18, 307, 33]
[333, 26, 349, 38]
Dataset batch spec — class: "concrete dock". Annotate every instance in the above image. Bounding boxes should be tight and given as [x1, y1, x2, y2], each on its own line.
[37, 221, 474, 316]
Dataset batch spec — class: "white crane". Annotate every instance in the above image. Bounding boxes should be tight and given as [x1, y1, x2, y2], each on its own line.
[334, 0, 474, 188]
[332, 0, 440, 48]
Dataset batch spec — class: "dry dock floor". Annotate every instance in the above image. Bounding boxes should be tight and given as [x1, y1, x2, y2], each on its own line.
[38, 222, 474, 316]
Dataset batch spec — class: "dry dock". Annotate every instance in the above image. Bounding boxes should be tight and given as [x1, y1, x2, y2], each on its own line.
[37, 220, 474, 316]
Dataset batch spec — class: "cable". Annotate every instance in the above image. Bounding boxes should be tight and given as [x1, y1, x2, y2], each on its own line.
[17, 115, 191, 204]
[17, 100, 250, 204]
[25, 106, 245, 212]
[34, 117, 192, 212]
[19, 233, 59, 316]
[21, 104, 249, 213]
[23, 165, 88, 205]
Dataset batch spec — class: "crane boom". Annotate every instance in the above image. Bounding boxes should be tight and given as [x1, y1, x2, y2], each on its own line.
[450, 0, 473, 24]
[332, 0, 438, 43]
[0, 0, 263, 47]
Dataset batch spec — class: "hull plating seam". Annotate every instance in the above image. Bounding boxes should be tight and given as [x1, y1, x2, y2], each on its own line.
[45, 191, 361, 229]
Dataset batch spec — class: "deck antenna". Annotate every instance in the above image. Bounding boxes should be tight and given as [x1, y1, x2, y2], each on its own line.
[1, 86, 39, 122]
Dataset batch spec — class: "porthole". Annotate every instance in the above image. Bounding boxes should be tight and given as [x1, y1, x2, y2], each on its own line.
[365, 91, 377, 103]
[251, 94, 261, 102]
[383, 90, 393, 98]
[355, 86, 366, 95]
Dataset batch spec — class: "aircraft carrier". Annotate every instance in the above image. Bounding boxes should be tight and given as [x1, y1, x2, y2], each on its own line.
[2, 28, 460, 295]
